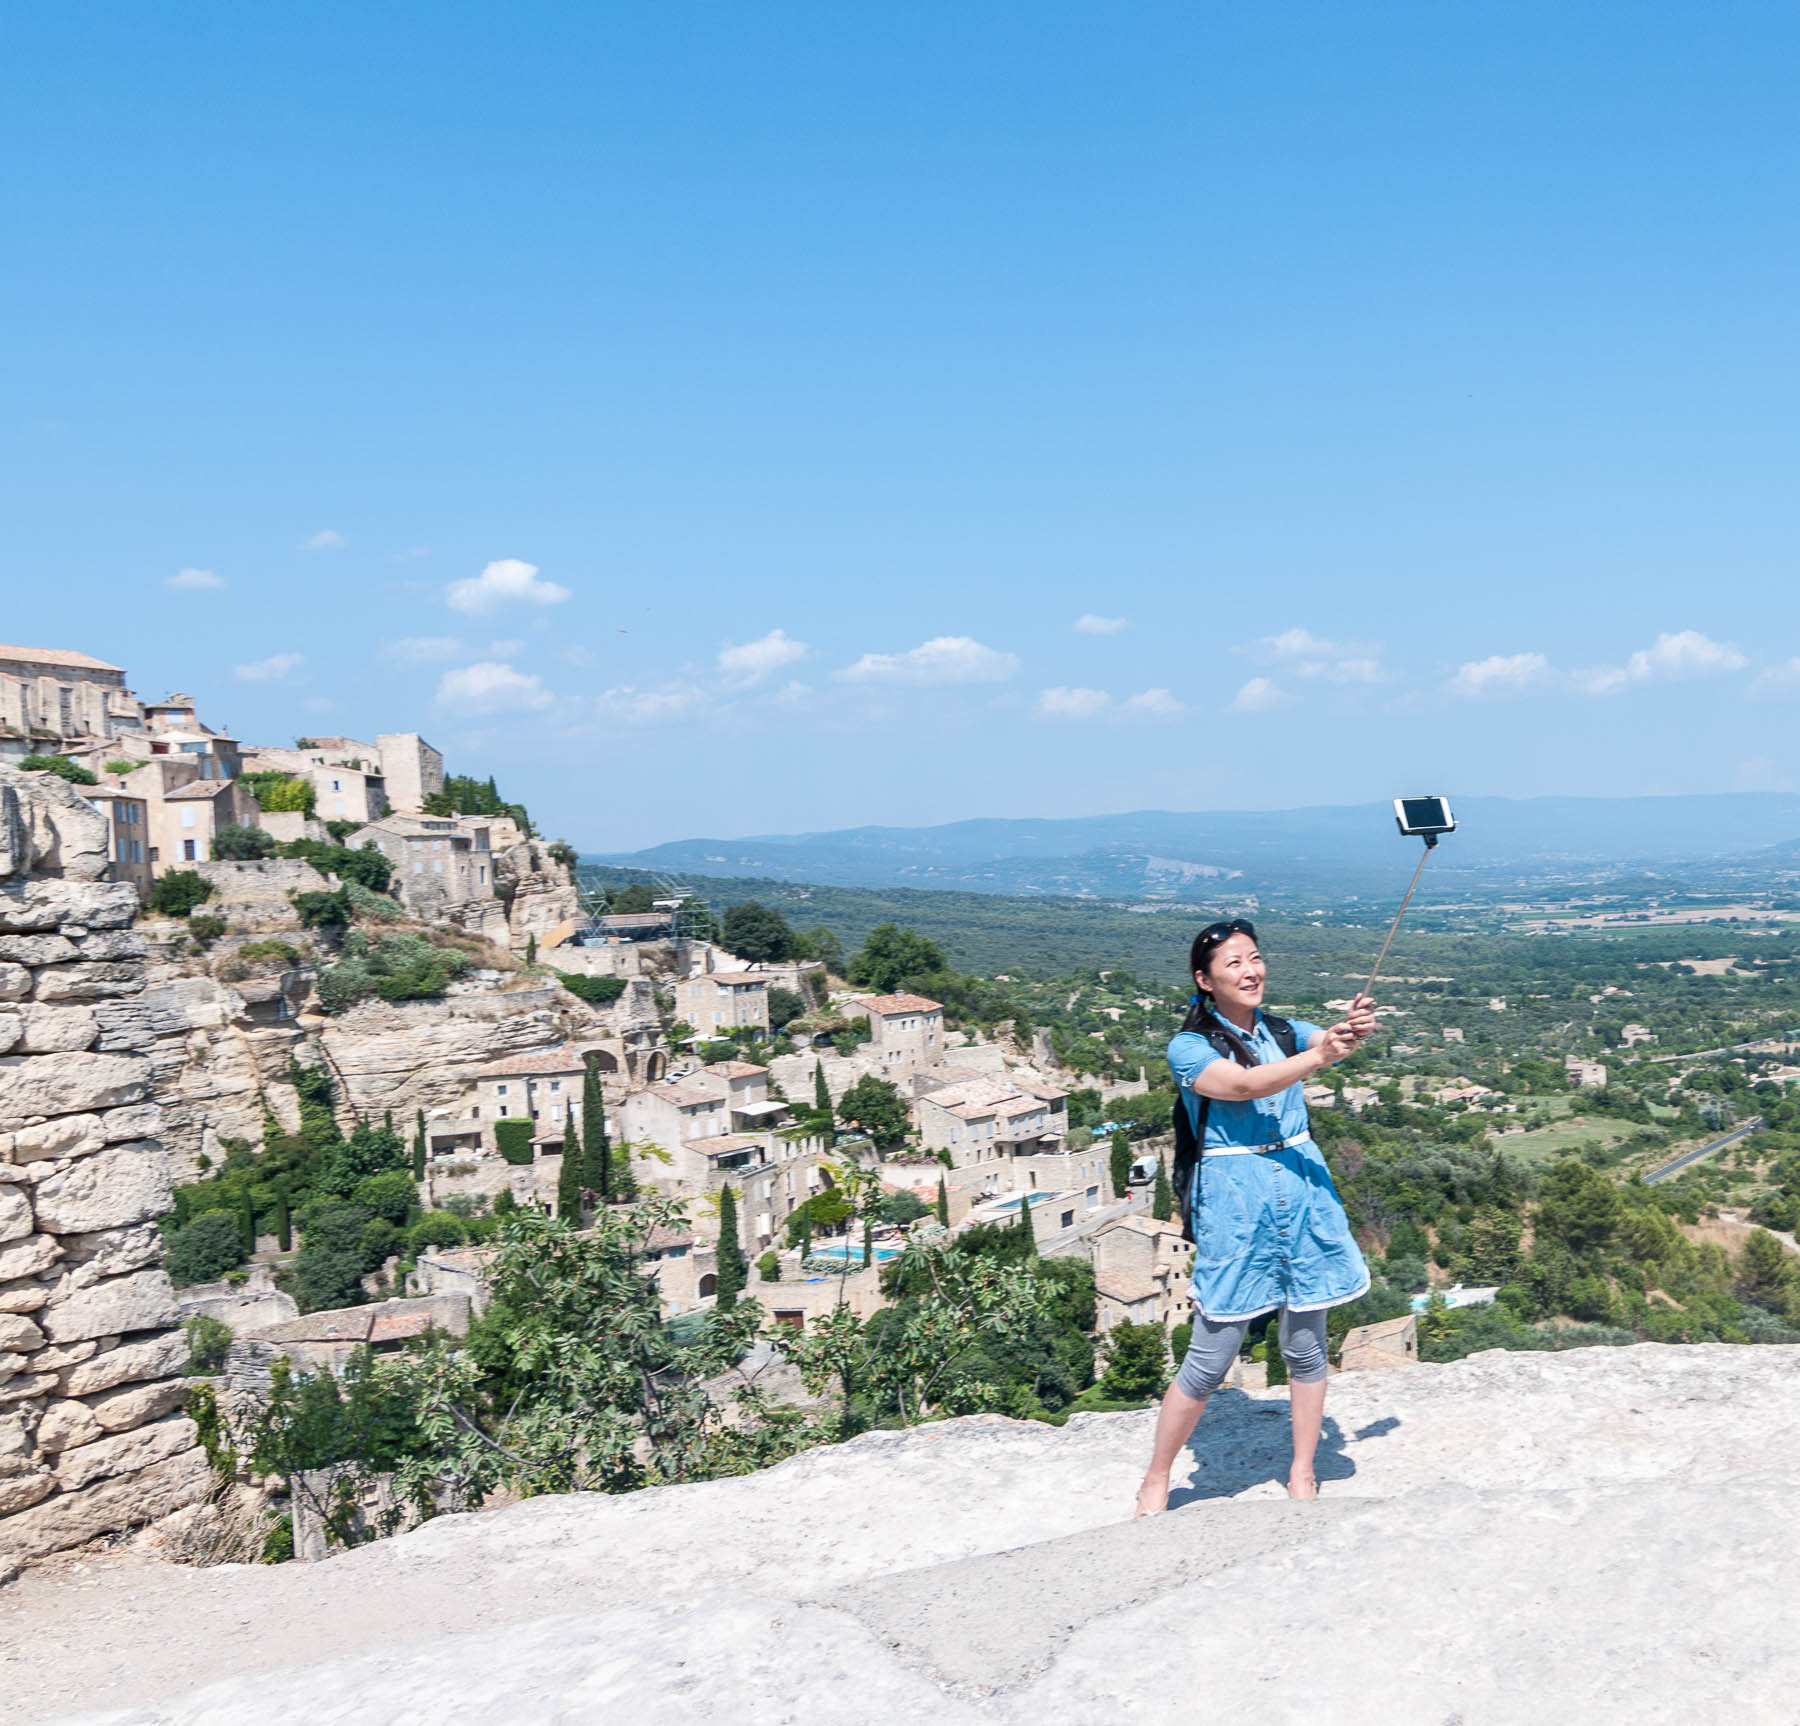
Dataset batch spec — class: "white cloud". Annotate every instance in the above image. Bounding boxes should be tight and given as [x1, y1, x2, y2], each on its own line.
[167, 567, 224, 590]
[598, 683, 709, 724]
[434, 661, 554, 716]
[1074, 614, 1127, 636]
[775, 680, 813, 705]
[836, 635, 1020, 686]
[1034, 686, 1112, 720]
[386, 635, 465, 663]
[1575, 630, 1748, 696]
[234, 652, 304, 682]
[1231, 677, 1288, 713]
[1449, 651, 1552, 698]
[486, 638, 524, 658]
[301, 529, 346, 552]
[445, 558, 572, 617]
[718, 627, 810, 686]
[1123, 687, 1185, 720]
[1257, 626, 1384, 684]
[1262, 627, 1340, 660]
[1751, 657, 1800, 696]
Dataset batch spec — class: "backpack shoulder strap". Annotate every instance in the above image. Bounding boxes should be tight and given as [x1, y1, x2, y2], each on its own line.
[1262, 1013, 1301, 1059]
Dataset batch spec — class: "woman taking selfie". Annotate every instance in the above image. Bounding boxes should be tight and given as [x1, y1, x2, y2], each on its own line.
[1136, 920, 1375, 1513]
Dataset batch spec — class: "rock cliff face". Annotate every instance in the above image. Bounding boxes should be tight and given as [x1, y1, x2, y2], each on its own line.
[493, 841, 581, 949]
[4, 1343, 1799, 1723]
[0, 766, 205, 1569]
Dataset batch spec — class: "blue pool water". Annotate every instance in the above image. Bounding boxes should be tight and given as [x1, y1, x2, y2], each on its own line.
[806, 1243, 902, 1267]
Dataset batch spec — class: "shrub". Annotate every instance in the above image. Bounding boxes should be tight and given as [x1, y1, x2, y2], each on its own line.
[873, 1189, 929, 1226]
[316, 931, 470, 1012]
[495, 1120, 535, 1165]
[293, 887, 353, 929]
[278, 839, 393, 893]
[237, 938, 300, 966]
[325, 819, 361, 843]
[188, 913, 228, 944]
[547, 839, 579, 869]
[242, 771, 315, 814]
[757, 1250, 781, 1282]
[212, 824, 278, 861]
[149, 871, 214, 918]
[1100, 1321, 1169, 1401]
[558, 972, 627, 1006]
[291, 1201, 378, 1312]
[408, 1211, 469, 1251]
[163, 1211, 247, 1286]
[19, 753, 98, 785]
[353, 1170, 420, 1226]
[700, 1039, 738, 1063]
[182, 1313, 234, 1374]
[768, 987, 804, 1031]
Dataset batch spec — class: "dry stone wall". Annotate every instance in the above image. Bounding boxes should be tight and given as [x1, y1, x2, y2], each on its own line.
[0, 765, 205, 1567]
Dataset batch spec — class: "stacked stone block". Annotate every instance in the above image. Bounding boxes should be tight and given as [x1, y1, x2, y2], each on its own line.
[0, 765, 206, 1567]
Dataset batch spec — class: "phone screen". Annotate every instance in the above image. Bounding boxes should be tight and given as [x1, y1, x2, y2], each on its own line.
[1396, 796, 1454, 834]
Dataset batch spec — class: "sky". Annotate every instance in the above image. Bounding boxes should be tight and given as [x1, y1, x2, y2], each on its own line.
[5, 2, 1800, 851]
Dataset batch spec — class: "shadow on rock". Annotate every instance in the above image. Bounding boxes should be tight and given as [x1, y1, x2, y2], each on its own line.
[1167, 1390, 1400, 1505]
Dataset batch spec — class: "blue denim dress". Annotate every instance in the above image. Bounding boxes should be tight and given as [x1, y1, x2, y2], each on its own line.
[1168, 1014, 1370, 1323]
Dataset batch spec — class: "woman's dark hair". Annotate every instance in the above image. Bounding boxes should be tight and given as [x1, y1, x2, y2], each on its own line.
[1179, 918, 1261, 1064]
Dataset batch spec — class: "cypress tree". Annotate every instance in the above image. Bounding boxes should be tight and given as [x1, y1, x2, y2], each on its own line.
[936, 1175, 950, 1227]
[799, 1210, 814, 1264]
[412, 1108, 427, 1182]
[611, 1138, 638, 1202]
[1152, 1155, 1174, 1222]
[525, 932, 537, 966]
[813, 1059, 832, 1124]
[581, 1059, 611, 1202]
[239, 1187, 258, 1258]
[1109, 1128, 1132, 1200]
[715, 1185, 747, 1308]
[556, 1104, 583, 1223]
[1017, 1194, 1037, 1256]
[273, 1181, 292, 1253]
[862, 1218, 874, 1270]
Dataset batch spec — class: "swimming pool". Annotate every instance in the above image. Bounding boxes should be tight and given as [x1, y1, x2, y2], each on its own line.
[805, 1243, 902, 1267]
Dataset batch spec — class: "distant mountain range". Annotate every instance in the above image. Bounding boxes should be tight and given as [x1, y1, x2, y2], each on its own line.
[592, 793, 1800, 905]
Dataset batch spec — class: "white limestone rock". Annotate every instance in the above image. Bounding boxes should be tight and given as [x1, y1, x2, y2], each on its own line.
[0, 963, 29, 1002]
[53, 1414, 198, 1491]
[0, 1444, 209, 1559]
[85, 1376, 189, 1434]
[58, 1222, 166, 1281]
[0, 763, 111, 882]
[0, 1232, 62, 1282]
[0, 1050, 151, 1124]
[0, 934, 79, 965]
[6, 1110, 107, 1162]
[0, 877, 139, 933]
[40, 1269, 178, 1344]
[15, 1002, 100, 1052]
[59, 1328, 188, 1396]
[0, 1312, 45, 1352]
[0, 1183, 31, 1242]
[33, 961, 145, 1003]
[32, 1145, 173, 1235]
[34, 1397, 101, 1454]
[0, 1013, 19, 1055]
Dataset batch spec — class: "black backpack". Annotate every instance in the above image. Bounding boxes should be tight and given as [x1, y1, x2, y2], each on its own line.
[1168, 1013, 1300, 1244]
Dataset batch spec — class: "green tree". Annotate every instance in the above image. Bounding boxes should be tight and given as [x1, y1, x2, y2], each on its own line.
[1100, 1321, 1169, 1401]
[19, 753, 98, 785]
[323, 1121, 407, 1198]
[582, 1059, 612, 1202]
[714, 1185, 747, 1310]
[799, 927, 844, 973]
[556, 1105, 583, 1224]
[1738, 1228, 1797, 1305]
[525, 932, 538, 966]
[1535, 1160, 1621, 1259]
[847, 924, 945, 994]
[412, 1110, 427, 1182]
[149, 871, 214, 918]
[1016, 1195, 1038, 1256]
[767, 987, 804, 1031]
[611, 1139, 639, 1202]
[273, 1181, 292, 1253]
[1109, 1129, 1132, 1200]
[721, 902, 795, 963]
[837, 1075, 909, 1148]
[495, 1120, 535, 1165]
[559, 972, 627, 1006]
[291, 1202, 379, 1312]
[1152, 1155, 1174, 1222]
[352, 1170, 419, 1226]
[211, 824, 278, 860]
[1262, 1319, 1290, 1387]
[936, 1176, 950, 1227]
[163, 1212, 246, 1286]
[813, 1060, 833, 1124]
[239, 1186, 258, 1258]
[757, 1250, 781, 1282]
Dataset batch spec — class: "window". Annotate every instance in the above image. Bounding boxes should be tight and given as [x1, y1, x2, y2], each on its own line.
[1061, 1211, 1075, 1230]
[549, 1080, 560, 1093]
[497, 1084, 508, 1095]
[182, 840, 197, 861]
[498, 1105, 509, 1117]
[331, 779, 342, 792]
[179, 808, 196, 829]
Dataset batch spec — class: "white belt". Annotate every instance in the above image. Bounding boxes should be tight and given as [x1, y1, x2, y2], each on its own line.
[1204, 1134, 1314, 1158]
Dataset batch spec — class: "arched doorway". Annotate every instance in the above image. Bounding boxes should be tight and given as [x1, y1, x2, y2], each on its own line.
[698, 1273, 717, 1298]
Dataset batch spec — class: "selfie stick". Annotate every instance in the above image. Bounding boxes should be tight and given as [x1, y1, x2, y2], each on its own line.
[1361, 797, 1458, 1003]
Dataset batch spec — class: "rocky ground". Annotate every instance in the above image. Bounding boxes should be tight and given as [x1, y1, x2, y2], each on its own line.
[4, 1342, 1800, 1724]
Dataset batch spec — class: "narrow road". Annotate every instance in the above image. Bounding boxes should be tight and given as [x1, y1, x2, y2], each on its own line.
[1644, 1116, 1764, 1185]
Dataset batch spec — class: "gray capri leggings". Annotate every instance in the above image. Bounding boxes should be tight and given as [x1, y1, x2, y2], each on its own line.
[1175, 1307, 1329, 1397]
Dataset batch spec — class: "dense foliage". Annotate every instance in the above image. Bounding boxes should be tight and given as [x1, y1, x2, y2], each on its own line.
[148, 870, 214, 917]
[20, 753, 98, 784]
[315, 930, 471, 1013]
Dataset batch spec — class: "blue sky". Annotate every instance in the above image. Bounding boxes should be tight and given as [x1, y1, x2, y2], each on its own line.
[5, 2, 1800, 850]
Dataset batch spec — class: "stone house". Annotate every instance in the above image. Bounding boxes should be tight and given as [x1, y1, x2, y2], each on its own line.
[241, 744, 389, 826]
[143, 778, 259, 869]
[915, 1074, 1066, 1162]
[1088, 1214, 1194, 1333]
[374, 732, 444, 814]
[843, 993, 943, 1076]
[1338, 1313, 1419, 1371]
[348, 813, 497, 915]
[466, 1045, 593, 1148]
[79, 785, 152, 901]
[135, 695, 242, 780]
[679, 970, 770, 1036]
[0, 643, 143, 761]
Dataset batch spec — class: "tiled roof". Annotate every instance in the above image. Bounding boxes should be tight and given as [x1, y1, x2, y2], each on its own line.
[648, 1080, 727, 1108]
[0, 644, 124, 673]
[476, 1045, 588, 1078]
[852, 993, 942, 1016]
[700, 971, 769, 987]
[703, 1060, 768, 1079]
[686, 1134, 762, 1156]
[164, 781, 235, 800]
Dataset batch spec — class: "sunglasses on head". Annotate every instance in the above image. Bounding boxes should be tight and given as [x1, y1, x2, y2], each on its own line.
[1196, 918, 1257, 948]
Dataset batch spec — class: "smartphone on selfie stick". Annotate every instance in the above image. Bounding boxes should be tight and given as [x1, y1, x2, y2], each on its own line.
[1362, 796, 1457, 1002]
